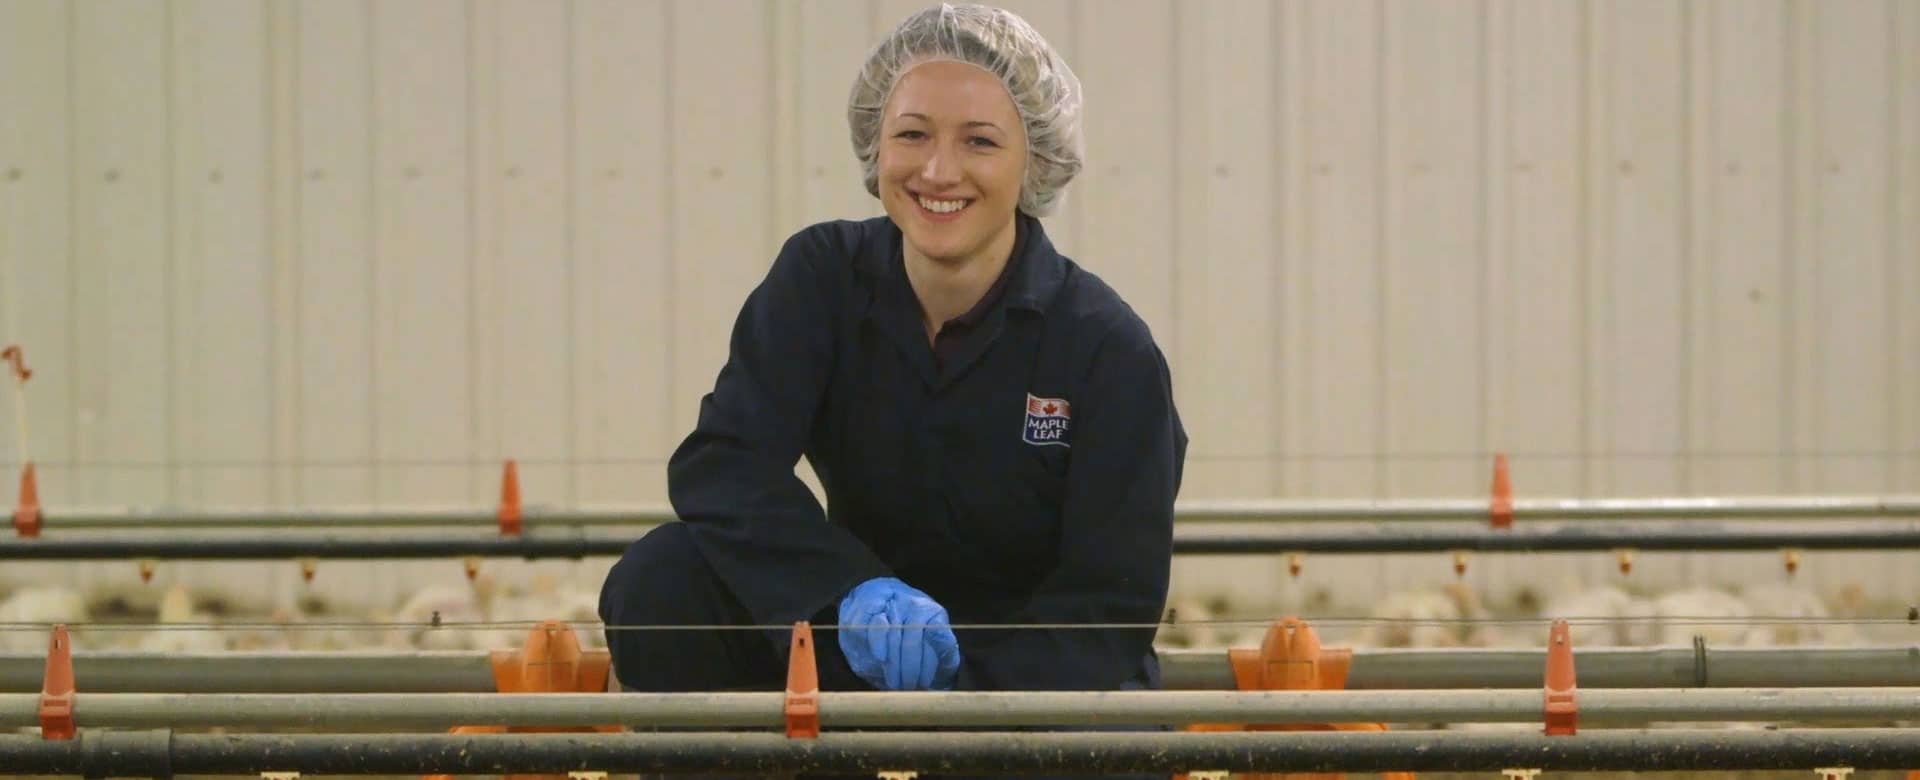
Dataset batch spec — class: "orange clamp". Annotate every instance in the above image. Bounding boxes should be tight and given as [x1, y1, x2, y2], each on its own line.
[13, 462, 41, 538]
[1544, 619, 1577, 735]
[424, 619, 618, 780]
[498, 459, 523, 537]
[39, 625, 75, 740]
[785, 621, 820, 739]
[1489, 453, 1513, 529]
[1180, 618, 1413, 780]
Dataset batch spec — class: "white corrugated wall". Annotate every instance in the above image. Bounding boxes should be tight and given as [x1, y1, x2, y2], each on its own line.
[0, 0, 1916, 613]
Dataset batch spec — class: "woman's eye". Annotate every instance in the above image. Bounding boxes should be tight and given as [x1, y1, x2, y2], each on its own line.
[968, 136, 1000, 148]
[894, 130, 926, 140]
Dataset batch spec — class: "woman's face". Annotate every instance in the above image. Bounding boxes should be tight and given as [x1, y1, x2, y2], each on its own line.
[877, 60, 1027, 266]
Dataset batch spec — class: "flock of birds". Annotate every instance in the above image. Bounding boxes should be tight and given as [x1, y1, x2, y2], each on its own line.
[0, 570, 604, 655]
[1160, 576, 1890, 651]
[0, 564, 1899, 657]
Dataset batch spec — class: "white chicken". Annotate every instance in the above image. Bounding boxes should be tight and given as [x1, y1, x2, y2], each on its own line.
[1538, 584, 1640, 647]
[135, 584, 229, 653]
[1739, 581, 1852, 646]
[1355, 583, 1479, 648]
[480, 574, 607, 651]
[1621, 586, 1754, 647]
[0, 586, 90, 653]
[385, 573, 497, 650]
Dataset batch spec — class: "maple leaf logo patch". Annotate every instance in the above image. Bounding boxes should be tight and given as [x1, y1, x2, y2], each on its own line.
[1022, 393, 1071, 448]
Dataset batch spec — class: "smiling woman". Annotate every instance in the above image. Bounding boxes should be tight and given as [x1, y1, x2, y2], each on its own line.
[873, 60, 1029, 335]
[597, 3, 1187, 750]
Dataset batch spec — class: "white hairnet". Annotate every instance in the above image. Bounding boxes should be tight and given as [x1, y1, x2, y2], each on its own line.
[848, 3, 1084, 218]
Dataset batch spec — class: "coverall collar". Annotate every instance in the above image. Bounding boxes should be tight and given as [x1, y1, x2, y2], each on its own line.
[858, 212, 1067, 314]
[858, 213, 1066, 389]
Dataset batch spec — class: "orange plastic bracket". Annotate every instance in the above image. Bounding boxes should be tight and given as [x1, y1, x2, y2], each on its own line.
[497, 460, 523, 537]
[785, 621, 821, 739]
[485, 620, 613, 697]
[424, 619, 617, 780]
[1181, 618, 1412, 780]
[39, 624, 74, 740]
[1489, 453, 1513, 529]
[1544, 619, 1578, 736]
[13, 462, 41, 538]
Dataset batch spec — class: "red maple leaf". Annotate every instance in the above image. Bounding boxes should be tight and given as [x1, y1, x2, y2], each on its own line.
[1042, 402, 1058, 414]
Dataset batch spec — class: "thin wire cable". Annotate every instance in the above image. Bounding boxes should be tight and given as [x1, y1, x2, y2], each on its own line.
[4, 614, 1916, 634]
[4, 450, 1920, 470]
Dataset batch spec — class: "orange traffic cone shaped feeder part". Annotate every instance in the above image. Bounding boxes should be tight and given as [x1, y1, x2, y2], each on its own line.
[13, 462, 41, 538]
[1179, 618, 1414, 780]
[423, 619, 619, 780]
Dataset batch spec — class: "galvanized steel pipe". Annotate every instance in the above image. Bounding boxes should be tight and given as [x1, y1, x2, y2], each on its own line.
[1, 688, 1916, 730]
[33, 495, 1920, 531]
[6, 728, 1920, 775]
[8, 523, 1920, 560]
[4, 646, 1917, 694]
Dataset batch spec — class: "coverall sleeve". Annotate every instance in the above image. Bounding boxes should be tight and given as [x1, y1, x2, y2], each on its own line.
[956, 317, 1187, 691]
[666, 227, 893, 629]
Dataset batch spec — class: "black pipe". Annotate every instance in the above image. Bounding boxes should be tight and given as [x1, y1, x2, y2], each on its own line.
[6, 729, 1920, 775]
[1174, 525, 1920, 553]
[6, 524, 1920, 560]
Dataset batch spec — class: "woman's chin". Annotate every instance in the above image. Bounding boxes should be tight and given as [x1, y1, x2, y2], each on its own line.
[910, 237, 985, 266]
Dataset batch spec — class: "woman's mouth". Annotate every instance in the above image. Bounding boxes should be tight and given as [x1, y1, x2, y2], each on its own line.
[913, 193, 972, 222]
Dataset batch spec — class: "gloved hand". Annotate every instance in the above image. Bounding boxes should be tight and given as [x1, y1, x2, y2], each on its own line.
[837, 577, 961, 691]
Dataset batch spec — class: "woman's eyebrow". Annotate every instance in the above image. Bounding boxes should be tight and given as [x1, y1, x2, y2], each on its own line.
[897, 112, 1004, 132]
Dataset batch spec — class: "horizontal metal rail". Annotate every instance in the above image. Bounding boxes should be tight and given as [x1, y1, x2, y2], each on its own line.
[29, 495, 1920, 530]
[8, 523, 1920, 560]
[1, 688, 1916, 730]
[2, 645, 1915, 694]
[1171, 645, 1920, 691]
[5, 729, 1920, 775]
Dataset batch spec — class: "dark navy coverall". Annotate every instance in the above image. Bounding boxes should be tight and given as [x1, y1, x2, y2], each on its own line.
[601, 212, 1187, 702]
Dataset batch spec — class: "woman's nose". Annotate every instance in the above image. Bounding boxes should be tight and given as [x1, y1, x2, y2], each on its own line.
[918, 144, 962, 185]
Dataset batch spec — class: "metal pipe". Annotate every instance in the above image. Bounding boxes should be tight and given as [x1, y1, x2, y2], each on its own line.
[1185, 495, 1920, 522]
[0, 651, 492, 694]
[1170, 524, 1920, 553]
[1208, 645, 1920, 691]
[1, 688, 1916, 731]
[5, 646, 1916, 694]
[42, 506, 671, 530]
[34, 495, 1920, 531]
[8, 523, 1920, 560]
[7, 728, 1920, 775]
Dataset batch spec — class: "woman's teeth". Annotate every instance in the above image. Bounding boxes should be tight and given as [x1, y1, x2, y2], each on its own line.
[918, 195, 969, 214]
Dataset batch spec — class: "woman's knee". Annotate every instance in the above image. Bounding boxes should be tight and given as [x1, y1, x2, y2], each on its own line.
[599, 523, 705, 626]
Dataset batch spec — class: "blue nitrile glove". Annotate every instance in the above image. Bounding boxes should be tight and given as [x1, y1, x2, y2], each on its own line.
[837, 577, 961, 691]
